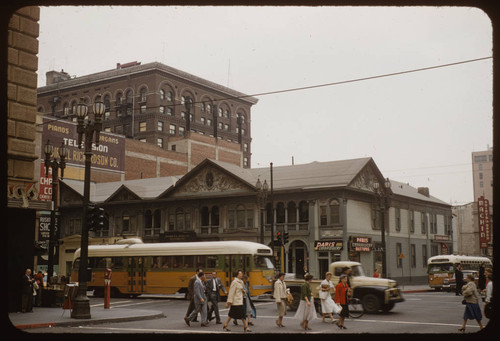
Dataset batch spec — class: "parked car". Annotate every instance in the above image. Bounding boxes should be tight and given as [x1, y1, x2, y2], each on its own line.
[443, 269, 479, 292]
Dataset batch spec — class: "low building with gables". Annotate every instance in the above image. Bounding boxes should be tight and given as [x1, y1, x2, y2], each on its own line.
[58, 157, 452, 285]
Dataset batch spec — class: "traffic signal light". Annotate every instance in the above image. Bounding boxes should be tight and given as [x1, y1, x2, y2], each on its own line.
[276, 231, 282, 244]
[283, 231, 289, 244]
[88, 204, 107, 231]
[94, 206, 106, 230]
[87, 203, 96, 230]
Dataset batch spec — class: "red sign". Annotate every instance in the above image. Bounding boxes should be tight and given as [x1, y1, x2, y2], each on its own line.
[477, 196, 491, 249]
[39, 163, 54, 201]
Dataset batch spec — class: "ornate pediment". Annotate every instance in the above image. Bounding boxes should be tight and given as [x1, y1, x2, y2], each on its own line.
[174, 165, 249, 196]
[107, 186, 141, 202]
[349, 165, 377, 192]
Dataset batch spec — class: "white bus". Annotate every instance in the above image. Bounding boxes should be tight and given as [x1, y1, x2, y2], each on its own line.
[427, 255, 492, 291]
[71, 239, 275, 297]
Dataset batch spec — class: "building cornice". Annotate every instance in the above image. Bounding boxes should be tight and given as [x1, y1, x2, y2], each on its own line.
[37, 61, 259, 105]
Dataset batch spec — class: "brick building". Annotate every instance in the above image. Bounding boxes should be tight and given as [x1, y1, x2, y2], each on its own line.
[38, 114, 244, 185]
[37, 61, 258, 168]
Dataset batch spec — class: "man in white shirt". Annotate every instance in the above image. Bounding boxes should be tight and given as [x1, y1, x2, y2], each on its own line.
[206, 271, 227, 324]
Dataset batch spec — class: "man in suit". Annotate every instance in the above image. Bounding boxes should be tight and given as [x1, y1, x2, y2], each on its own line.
[184, 268, 202, 322]
[206, 271, 227, 324]
[455, 264, 464, 296]
[185, 271, 208, 326]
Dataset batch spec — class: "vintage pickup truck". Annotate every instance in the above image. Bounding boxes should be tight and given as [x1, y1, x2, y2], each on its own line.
[283, 261, 404, 313]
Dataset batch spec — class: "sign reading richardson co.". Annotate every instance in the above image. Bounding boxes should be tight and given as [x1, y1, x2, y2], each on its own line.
[42, 116, 125, 171]
[39, 116, 125, 201]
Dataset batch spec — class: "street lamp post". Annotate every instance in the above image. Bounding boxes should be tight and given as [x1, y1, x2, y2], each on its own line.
[255, 178, 269, 244]
[373, 177, 391, 278]
[43, 140, 68, 285]
[71, 98, 105, 319]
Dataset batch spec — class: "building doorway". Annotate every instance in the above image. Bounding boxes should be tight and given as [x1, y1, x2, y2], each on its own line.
[288, 240, 307, 277]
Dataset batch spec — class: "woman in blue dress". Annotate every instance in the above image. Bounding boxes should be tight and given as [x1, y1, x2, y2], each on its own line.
[459, 274, 484, 332]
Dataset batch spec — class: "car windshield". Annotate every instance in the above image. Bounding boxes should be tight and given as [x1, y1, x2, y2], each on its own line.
[428, 263, 454, 273]
[350, 265, 365, 277]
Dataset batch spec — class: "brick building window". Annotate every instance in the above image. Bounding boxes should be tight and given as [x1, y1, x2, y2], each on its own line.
[140, 87, 147, 102]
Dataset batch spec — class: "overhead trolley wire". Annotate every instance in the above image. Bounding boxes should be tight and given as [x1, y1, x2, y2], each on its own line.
[37, 56, 492, 126]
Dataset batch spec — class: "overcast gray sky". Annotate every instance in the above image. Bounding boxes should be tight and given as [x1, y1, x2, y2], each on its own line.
[37, 6, 493, 205]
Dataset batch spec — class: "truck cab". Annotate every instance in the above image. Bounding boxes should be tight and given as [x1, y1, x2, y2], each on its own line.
[284, 261, 405, 313]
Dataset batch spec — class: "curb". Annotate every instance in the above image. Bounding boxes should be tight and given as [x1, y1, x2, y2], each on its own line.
[12, 311, 166, 330]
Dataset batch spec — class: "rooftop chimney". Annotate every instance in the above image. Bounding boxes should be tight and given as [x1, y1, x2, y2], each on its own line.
[45, 69, 71, 85]
[417, 187, 430, 197]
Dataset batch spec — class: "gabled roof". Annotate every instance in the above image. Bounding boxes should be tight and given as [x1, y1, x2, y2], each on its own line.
[59, 157, 449, 207]
[245, 157, 377, 191]
[61, 176, 180, 203]
[390, 180, 449, 206]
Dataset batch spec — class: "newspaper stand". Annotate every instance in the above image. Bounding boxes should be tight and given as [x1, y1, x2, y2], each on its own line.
[62, 283, 78, 316]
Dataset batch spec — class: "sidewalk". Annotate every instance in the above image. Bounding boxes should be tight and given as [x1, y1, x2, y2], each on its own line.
[8, 305, 165, 330]
[8, 285, 431, 330]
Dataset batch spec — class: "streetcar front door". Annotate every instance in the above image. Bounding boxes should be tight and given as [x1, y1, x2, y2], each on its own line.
[224, 254, 248, 286]
[127, 256, 146, 294]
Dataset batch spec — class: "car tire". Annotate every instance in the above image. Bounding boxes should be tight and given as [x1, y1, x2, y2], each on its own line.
[362, 294, 381, 313]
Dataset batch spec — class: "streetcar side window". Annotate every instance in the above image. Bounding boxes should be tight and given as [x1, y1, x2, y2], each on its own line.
[207, 255, 217, 268]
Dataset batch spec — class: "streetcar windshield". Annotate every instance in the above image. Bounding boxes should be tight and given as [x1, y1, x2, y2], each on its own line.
[254, 256, 274, 269]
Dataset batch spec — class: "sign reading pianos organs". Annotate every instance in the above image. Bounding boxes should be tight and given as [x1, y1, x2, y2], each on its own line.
[40, 116, 125, 199]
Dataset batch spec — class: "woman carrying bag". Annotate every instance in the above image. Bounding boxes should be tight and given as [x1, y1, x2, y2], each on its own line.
[334, 274, 350, 329]
[459, 273, 484, 332]
[319, 272, 336, 323]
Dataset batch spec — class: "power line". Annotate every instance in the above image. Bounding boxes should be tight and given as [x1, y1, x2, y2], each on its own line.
[37, 56, 492, 126]
[215, 56, 493, 101]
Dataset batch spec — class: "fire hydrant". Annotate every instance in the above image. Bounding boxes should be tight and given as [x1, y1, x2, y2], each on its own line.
[104, 268, 112, 309]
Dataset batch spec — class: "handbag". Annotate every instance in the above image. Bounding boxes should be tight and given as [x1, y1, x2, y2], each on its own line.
[33, 281, 39, 290]
[484, 302, 492, 319]
[332, 303, 342, 314]
[319, 290, 329, 300]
